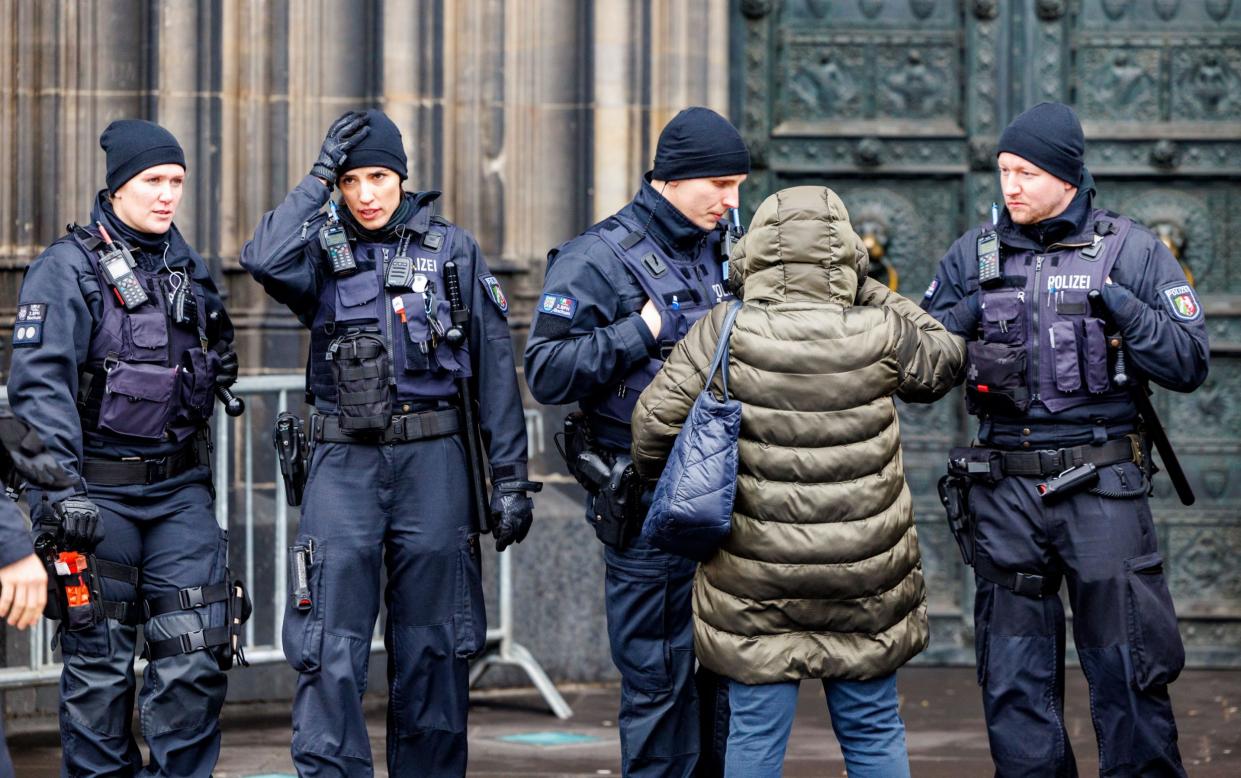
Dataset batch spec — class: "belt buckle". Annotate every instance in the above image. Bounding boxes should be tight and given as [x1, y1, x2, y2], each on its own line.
[390, 415, 407, 441]
[1128, 435, 1143, 467]
[145, 457, 168, 483]
[179, 586, 206, 610]
[1037, 449, 1064, 476]
[179, 629, 209, 653]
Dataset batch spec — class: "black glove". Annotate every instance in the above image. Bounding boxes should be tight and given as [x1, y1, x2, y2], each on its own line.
[0, 414, 74, 491]
[215, 348, 239, 389]
[53, 496, 104, 552]
[490, 479, 542, 552]
[310, 111, 370, 187]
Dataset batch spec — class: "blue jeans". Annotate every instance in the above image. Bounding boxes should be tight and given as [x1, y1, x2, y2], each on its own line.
[725, 674, 910, 778]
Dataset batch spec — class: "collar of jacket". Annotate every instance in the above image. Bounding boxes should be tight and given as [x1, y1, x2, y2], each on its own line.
[92, 190, 178, 256]
[340, 190, 441, 243]
[624, 174, 712, 256]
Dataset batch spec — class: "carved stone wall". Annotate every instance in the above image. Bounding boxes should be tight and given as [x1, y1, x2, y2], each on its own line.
[736, 0, 1241, 666]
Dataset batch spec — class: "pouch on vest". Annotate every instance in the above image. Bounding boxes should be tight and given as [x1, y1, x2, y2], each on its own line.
[178, 347, 220, 422]
[1050, 320, 1082, 394]
[1082, 318, 1111, 394]
[980, 288, 1025, 346]
[124, 309, 170, 363]
[335, 271, 381, 324]
[327, 331, 392, 433]
[98, 361, 179, 440]
[402, 293, 433, 373]
[431, 298, 468, 377]
[965, 340, 1030, 415]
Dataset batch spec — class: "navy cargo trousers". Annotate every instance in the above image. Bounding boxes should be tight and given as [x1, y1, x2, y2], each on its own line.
[969, 459, 1187, 777]
[43, 483, 229, 778]
[285, 433, 485, 778]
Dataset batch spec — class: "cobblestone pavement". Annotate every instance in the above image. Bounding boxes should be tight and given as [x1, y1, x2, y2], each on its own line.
[8, 667, 1240, 776]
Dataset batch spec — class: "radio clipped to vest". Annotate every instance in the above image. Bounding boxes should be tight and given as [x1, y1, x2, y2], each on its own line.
[95, 222, 150, 310]
[320, 201, 357, 276]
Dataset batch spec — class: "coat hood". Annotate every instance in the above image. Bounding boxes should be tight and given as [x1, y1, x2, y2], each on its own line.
[729, 186, 869, 306]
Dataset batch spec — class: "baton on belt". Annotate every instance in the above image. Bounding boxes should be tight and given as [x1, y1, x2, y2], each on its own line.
[1088, 290, 1194, 506]
[443, 260, 495, 535]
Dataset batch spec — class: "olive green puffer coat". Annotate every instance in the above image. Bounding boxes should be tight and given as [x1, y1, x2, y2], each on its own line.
[631, 186, 965, 684]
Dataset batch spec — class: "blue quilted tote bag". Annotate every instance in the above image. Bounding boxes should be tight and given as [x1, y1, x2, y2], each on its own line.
[640, 300, 743, 562]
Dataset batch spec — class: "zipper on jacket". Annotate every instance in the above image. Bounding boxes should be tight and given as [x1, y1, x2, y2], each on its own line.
[382, 247, 397, 395]
[264, 218, 316, 268]
[1030, 255, 1044, 403]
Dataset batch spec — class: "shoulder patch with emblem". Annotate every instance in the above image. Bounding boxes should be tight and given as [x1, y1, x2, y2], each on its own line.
[923, 277, 940, 299]
[539, 293, 577, 319]
[1161, 283, 1202, 322]
[479, 274, 509, 316]
[11, 303, 47, 348]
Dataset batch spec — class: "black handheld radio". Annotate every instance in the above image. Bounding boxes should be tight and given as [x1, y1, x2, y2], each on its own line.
[319, 201, 357, 275]
[96, 223, 149, 310]
[977, 202, 1002, 286]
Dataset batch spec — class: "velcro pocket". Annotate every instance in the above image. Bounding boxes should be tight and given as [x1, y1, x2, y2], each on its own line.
[1050, 320, 1081, 393]
[125, 310, 169, 362]
[1124, 552, 1185, 690]
[980, 288, 1026, 346]
[1082, 317, 1111, 394]
[335, 272, 380, 321]
[98, 362, 178, 440]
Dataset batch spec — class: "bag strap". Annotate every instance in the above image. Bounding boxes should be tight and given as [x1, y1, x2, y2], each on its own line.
[705, 300, 743, 401]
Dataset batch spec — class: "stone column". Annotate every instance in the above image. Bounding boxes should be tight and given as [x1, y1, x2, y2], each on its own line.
[591, 0, 732, 223]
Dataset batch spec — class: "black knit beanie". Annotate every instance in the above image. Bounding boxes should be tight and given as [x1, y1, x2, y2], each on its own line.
[652, 107, 750, 181]
[100, 120, 187, 193]
[343, 109, 408, 179]
[997, 102, 1084, 186]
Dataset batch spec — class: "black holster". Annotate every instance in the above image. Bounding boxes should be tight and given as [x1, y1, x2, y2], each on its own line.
[557, 412, 643, 550]
[273, 412, 309, 506]
[939, 446, 1003, 568]
[937, 475, 975, 567]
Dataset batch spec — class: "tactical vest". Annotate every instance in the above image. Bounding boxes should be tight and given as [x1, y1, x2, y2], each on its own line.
[307, 219, 469, 429]
[73, 228, 218, 443]
[965, 210, 1133, 417]
[580, 215, 732, 428]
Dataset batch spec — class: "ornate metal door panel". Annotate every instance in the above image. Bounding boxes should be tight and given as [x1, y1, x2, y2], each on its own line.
[734, 0, 1241, 665]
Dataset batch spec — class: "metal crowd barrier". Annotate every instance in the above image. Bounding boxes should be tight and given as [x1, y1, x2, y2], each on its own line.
[0, 377, 570, 718]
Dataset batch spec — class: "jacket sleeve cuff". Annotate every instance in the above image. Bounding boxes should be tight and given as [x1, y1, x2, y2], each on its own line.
[621, 313, 659, 360]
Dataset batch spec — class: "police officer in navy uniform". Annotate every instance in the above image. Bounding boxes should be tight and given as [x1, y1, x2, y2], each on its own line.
[923, 102, 1208, 777]
[242, 109, 536, 777]
[7, 120, 245, 777]
[525, 107, 749, 777]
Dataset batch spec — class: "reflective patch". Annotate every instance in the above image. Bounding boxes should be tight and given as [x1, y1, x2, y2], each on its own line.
[923, 277, 940, 299]
[1161, 283, 1202, 321]
[11, 303, 47, 347]
[539, 293, 577, 319]
[479, 274, 509, 315]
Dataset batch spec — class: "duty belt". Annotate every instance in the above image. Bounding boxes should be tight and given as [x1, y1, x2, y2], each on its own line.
[312, 409, 460, 444]
[991, 435, 1139, 478]
[82, 439, 204, 486]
